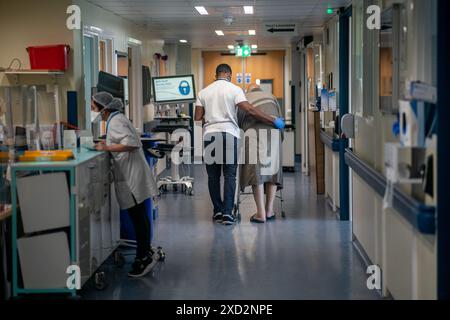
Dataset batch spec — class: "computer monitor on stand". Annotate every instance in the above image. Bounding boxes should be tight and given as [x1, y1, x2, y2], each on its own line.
[151, 74, 196, 196]
[97, 71, 125, 102]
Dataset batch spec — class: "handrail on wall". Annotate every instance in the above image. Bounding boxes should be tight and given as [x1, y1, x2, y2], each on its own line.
[320, 129, 340, 152]
[344, 148, 436, 235]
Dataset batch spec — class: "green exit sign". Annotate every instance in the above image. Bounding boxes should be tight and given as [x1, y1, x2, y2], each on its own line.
[236, 45, 251, 57]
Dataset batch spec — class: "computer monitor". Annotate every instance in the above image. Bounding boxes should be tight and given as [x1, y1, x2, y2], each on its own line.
[97, 71, 125, 102]
[152, 74, 196, 104]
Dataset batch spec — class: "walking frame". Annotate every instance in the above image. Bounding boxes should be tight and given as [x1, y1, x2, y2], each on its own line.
[233, 164, 286, 222]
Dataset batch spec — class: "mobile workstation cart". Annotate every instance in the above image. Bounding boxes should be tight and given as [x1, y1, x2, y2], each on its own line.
[10, 149, 120, 297]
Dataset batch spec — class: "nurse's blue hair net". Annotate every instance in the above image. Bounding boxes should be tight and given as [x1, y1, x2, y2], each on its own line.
[105, 98, 124, 112]
[92, 91, 113, 109]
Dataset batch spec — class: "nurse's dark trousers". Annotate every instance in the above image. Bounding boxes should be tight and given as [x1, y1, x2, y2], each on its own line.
[127, 197, 151, 259]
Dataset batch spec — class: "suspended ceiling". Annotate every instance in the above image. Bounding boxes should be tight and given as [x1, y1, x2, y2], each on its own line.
[87, 0, 351, 49]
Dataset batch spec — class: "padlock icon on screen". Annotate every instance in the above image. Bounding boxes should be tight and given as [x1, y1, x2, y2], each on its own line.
[178, 81, 191, 96]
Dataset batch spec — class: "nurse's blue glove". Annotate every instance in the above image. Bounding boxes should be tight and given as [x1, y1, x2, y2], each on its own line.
[273, 117, 285, 130]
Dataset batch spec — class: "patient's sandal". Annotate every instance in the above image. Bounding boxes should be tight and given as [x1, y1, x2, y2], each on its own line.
[250, 214, 265, 224]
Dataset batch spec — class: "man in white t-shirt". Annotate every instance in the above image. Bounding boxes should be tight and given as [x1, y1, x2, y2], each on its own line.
[195, 64, 285, 225]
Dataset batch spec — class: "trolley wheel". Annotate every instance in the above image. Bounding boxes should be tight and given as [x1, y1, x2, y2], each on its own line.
[95, 271, 107, 291]
[186, 187, 194, 196]
[232, 205, 241, 222]
[282, 211, 286, 218]
[157, 247, 166, 262]
[114, 251, 125, 268]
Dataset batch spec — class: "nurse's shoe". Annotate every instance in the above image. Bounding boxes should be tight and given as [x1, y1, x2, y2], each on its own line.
[128, 255, 156, 278]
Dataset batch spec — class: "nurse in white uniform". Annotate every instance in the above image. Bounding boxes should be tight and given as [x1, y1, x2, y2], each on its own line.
[92, 92, 157, 278]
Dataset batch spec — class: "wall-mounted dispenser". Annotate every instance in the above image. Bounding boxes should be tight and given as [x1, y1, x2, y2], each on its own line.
[399, 100, 420, 147]
[341, 114, 355, 139]
[384, 142, 428, 208]
[399, 81, 437, 148]
[385, 143, 426, 185]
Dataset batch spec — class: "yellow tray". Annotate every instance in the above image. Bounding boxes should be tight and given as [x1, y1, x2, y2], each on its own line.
[18, 150, 75, 162]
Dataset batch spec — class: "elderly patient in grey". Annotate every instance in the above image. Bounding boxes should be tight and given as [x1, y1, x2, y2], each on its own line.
[237, 84, 284, 223]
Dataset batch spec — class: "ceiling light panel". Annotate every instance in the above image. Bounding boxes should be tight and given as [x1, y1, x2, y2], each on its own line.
[195, 6, 208, 15]
[243, 6, 254, 14]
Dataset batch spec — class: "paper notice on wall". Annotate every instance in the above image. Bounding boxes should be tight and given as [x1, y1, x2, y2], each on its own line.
[245, 73, 251, 84]
[329, 91, 337, 111]
[236, 73, 243, 84]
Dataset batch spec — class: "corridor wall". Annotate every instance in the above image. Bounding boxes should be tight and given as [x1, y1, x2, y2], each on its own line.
[0, 0, 165, 130]
[202, 50, 285, 99]
[350, 0, 437, 299]
[322, 16, 341, 211]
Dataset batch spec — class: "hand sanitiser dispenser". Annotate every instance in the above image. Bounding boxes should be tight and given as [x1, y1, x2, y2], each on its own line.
[399, 81, 437, 148]
[399, 100, 420, 147]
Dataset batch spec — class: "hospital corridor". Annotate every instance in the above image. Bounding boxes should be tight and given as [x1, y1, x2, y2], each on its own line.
[1, 0, 449, 310]
[82, 166, 378, 300]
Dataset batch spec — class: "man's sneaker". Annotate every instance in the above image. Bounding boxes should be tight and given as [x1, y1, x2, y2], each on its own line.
[128, 255, 156, 278]
[222, 214, 236, 225]
[213, 212, 223, 223]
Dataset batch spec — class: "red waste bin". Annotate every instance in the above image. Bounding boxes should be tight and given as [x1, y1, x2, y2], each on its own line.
[26, 45, 70, 71]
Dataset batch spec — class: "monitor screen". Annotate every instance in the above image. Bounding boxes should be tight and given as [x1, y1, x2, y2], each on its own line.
[152, 74, 196, 104]
[97, 71, 125, 101]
